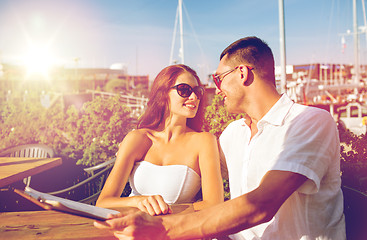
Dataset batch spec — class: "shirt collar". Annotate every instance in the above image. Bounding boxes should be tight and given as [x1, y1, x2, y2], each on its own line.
[259, 94, 294, 126]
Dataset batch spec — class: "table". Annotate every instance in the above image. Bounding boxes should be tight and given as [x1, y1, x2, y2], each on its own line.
[0, 157, 62, 188]
[0, 205, 194, 240]
[0, 210, 115, 240]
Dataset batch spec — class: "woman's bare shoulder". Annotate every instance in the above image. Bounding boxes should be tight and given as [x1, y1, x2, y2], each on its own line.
[122, 129, 153, 146]
[118, 129, 153, 161]
[192, 131, 216, 139]
[125, 128, 152, 138]
[189, 131, 217, 145]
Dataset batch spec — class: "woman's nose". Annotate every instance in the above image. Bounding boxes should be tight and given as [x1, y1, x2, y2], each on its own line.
[189, 91, 199, 100]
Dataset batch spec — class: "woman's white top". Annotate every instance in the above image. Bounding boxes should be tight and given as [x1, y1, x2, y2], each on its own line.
[128, 161, 201, 204]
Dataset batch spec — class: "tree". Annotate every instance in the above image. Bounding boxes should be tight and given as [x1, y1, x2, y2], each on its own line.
[104, 78, 128, 94]
[338, 124, 367, 192]
[0, 93, 135, 166]
[63, 95, 134, 166]
[0, 94, 65, 150]
[203, 94, 245, 138]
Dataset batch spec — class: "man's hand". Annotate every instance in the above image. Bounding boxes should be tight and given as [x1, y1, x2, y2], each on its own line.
[94, 211, 169, 240]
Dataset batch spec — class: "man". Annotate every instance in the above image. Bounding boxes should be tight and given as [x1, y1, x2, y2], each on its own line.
[94, 36, 346, 240]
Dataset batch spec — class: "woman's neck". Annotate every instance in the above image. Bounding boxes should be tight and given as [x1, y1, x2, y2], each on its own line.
[154, 116, 188, 142]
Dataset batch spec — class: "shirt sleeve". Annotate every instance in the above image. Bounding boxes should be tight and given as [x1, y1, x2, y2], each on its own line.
[271, 107, 340, 194]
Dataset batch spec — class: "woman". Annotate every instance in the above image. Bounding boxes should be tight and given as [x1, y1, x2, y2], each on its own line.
[96, 64, 224, 216]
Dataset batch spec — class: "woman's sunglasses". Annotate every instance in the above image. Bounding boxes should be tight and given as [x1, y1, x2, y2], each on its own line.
[171, 83, 204, 99]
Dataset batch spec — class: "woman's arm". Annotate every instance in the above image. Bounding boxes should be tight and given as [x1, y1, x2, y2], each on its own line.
[96, 130, 148, 207]
[96, 130, 170, 215]
[193, 132, 224, 211]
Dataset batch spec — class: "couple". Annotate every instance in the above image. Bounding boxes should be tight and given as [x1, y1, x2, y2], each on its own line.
[95, 36, 346, 240]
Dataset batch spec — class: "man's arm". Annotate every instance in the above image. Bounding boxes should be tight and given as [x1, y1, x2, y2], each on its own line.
[95, 170, 307, 240]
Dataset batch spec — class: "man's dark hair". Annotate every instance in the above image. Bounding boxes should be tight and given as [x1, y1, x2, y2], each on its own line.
[220, 36, 276, 86]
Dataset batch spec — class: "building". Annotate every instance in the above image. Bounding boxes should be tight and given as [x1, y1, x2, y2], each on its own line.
[0, 64, 150, 94]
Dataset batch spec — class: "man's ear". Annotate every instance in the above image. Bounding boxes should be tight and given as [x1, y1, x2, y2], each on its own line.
[240, 65, 254, 86]
[239, 65, 249, 84]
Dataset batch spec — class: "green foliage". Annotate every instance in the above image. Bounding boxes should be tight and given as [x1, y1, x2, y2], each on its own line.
[203, 94, 246, 138]
[0, 96, 65, 150]
[0, 93, 135, 166]
[223, 178, 230, 201]
[3, 89, 367, 198]
[104, 79, 149, 97]
[64, 95, 134, 166]
[131, 83, 149, 98]
[105, 78, 128, 93]
[338, 124, 367, 192]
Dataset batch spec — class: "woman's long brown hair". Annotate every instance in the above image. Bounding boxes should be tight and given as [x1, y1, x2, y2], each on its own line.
[137, 64, 205, 132]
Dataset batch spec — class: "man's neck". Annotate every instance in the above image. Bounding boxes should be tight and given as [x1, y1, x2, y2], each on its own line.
[244, 84, 281, 128]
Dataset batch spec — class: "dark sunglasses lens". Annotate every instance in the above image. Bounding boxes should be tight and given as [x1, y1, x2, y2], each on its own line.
[177, 84, 192, 97]
[193, 87, 204, 99]
[175, 84, 203, 99]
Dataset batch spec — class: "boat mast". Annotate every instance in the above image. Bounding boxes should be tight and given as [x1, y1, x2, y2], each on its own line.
[278, 0, 287, 93]
[179, 0, 184, 64]
[353, 0, 360, 94]
[169, 0, 184, 65]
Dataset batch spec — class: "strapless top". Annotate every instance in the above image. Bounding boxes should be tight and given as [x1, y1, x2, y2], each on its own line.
[128, 161, 201, 204]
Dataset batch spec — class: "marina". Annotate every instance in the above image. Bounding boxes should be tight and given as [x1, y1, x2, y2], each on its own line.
[0, 1, 367, 239]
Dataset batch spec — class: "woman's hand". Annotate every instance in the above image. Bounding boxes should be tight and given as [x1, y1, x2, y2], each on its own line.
[137, 195, 172, 216]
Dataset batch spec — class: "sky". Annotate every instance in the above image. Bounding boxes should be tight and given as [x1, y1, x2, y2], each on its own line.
[0, 0, 367, 83]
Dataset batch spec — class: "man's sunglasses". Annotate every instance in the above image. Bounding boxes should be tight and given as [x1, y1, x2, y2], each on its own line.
[212, 65, 254, 90]
[171, 83, 205, 99]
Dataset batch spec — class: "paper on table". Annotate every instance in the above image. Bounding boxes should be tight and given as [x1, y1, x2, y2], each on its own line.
[15, 186, 120, 220]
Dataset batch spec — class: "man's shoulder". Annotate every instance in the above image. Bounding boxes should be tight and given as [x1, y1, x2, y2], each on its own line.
[287, 103, 338, 138]
[291, 103, 334, 122]
[220, 118, 247, 141]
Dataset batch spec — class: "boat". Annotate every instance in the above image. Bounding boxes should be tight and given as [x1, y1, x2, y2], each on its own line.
[337, 101, 367, 135]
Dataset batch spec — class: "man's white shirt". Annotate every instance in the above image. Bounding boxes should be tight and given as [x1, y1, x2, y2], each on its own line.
[220, 94, 346, 240]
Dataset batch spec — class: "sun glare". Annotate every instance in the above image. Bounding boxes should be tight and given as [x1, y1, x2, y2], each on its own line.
[23, 45, 55, 78]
